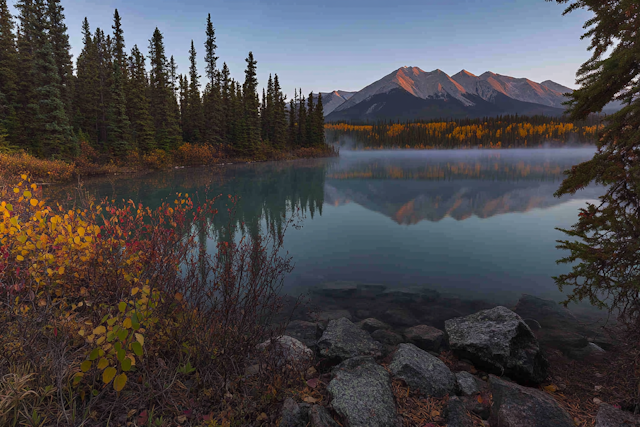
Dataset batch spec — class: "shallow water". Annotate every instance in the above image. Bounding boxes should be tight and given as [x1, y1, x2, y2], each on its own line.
[48, 147, 603, 311]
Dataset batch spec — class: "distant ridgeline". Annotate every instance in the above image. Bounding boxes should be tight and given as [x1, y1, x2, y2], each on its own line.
[0, 1, 326, 160]
[325, 115, 604, 149]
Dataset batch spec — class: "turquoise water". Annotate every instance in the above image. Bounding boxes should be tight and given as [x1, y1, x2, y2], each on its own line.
[50, 147, 601, 308]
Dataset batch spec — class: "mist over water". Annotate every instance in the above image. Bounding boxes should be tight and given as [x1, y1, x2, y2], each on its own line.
[49, 147, 603, 311]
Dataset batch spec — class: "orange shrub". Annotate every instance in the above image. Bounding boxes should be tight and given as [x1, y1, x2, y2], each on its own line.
[173, 142, 220, 166]
[0, 151, 76, 182]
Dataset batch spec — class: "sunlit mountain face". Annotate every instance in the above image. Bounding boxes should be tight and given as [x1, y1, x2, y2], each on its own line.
[324, 149, 602, 224]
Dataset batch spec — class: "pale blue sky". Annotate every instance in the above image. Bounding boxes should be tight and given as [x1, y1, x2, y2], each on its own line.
[10, 0, 593, 99]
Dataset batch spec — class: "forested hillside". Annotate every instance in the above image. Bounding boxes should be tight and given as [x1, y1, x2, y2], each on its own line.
[0, 0, 326, 161]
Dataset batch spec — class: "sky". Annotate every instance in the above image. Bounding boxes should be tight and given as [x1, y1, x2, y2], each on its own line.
[10, 0, 594, 100]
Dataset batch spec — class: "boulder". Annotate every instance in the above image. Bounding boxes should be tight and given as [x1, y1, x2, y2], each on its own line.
[403, 325, 445, 352]
[460, 394, 491, 420]
[315, 310, 353, 324]
[567, 342, 606, 360]
[595, 403, 640, 427]
[285, 320, 321, 349]
[357, 318, 392, 333]
[257, 336, 313, 366]
[488, 375, 574, 427]
[455, 371, 482, 396]
[447, 396, 474, 427]
[445, 306, 549, 384]
[514, 294, 578, 329]
[327, 357, 397, 427]
[371, 329, 404, 346]
[317, 318, 383, 362]
[279, 397, 306, 427]
[384, 307, 419, 326]
[309, 405, 340, 427]
[389, 343, 456, 398]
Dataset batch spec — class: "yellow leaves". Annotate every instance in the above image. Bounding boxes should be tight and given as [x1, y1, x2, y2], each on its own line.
[123, 317, 132, 329]
[74, 236, 81, 245]
[30, 198, 38, 206]
[544, 384, 558, 393]
[114, 373, 127, 391]
[102, 367, 117, 384]
[81, 360, 92, 372]
[58, 266, 65, 275]
[131, 287, 139, 296]
[97, 358, 109, 370]
[134, 333, 144, 346]
[21, 174, 27, 180]
[93, 325, 106, 335]
[77, 227, 85, 237]
[16, 255, 24, 261]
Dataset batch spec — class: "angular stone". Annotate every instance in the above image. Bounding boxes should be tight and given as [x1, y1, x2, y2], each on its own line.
[315, 310, 353, 324]
[595, 403, 640, 427]
[317, 317, 383, 362]
[488, 375, 574, 427]
[445, 306, 549, 384]
[371, 329, 404, 346]
[404, 324, 445, 352]
[384, 307, 418, 326]
[327, 357, 397, 427]
[447, 396, 474, 427]
[279, 398, 306, 427]
[285, 320, 321, 349]
[257, 336, 313, 367]
[455, 371, 482, 396]
[389, 343, 456, 398]
[357, 318, 392, 333]
[309, 405, 340, 427]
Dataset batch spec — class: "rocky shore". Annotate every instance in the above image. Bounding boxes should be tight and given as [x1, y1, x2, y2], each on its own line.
[267, 282, 639, 426]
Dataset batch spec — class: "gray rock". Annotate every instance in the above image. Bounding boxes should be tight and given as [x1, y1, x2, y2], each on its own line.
[357, 318, 392, 333]
[403, 325, 445, 352]
[488, 375, 574, 427]
[514, 294, 578, 329]
[455, 371, 481, 396]
[567, 342, 606, 360]
[317, 317, 383, 361]
[389, 343, 456, 398]
[279, 397, 306, 427]
[312, 281, 359, 298]
[384, 307, 419, 326]
[460, 394, 491, 420]
[447, 396, 474, 427]
[382, 286, 439, 303]
[257, 336, 313, 366]
[309, 405, 340, 427]
[539, 329, 589, 351]
[315, 310, 353, 324]
[372, 329, 404, 346]
[327, 357, 397, 427]
[595, 403, 640, 426]
[445, 306, 549, 384]
[285, 320, 321, 349]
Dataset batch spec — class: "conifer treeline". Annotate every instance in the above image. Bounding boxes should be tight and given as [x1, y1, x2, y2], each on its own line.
[325, 115, 604, 149]
[0, 0, 326, 159]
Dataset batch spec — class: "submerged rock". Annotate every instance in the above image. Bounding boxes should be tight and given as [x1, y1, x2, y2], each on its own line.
[317, 317, 383, 362]
[445, 306, 549, 384]
[384, 307, 419, 326]
[327, 357, 397, 427]
[595, 403, 640, 427]
[389, 343, 456, 398]
[314, 309, 353, 324]
[357, 318, 392, 333]
[488, 375, 574, 427]
[403, 324, 445, 352]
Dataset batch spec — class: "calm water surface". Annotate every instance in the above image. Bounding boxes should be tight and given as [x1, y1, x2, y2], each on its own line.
[48, 148, 602, 309]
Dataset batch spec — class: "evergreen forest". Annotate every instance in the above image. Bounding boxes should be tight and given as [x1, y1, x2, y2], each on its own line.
[0, 0, 327, 161]
[325, 114, 604, 149]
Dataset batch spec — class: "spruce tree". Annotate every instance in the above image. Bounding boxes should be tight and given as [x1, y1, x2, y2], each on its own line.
[106, 59, 130, 155]
[241, 51, 260, 155]
[306, 91, 314, 146]
[314, 92, 325, 146]
[127, 44, 154, 152]
[288, 90, 296, 148]
[111, 9, 126, 79]
[184, 40, 203, 143]
[548, 0, 640, 312]
[297, 91, 306, 148]
[0, 0, 18, 145]
[148, 27, 181, 150]
[94, 27, 111, 147]
[45, 0, 73, 119]
[272, 74, 287, 149]
[204, 13, 217, 87]
[74, 17, 99, 143]
[220, 62, 231, 144]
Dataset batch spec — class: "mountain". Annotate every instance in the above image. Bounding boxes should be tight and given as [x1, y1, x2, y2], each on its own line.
[326, 66, 569, 122]
[539, 80, 625, 113]
[312, 91, 356, 115]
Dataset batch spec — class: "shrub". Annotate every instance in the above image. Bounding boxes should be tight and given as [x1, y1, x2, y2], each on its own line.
[0, 152, 76, 182]
[174, 142, 221, 166]
[141, 149, 172, 170]
[0, 175, 304, 425]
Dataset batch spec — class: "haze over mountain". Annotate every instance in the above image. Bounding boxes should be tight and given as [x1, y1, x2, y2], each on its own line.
[320, 66, 623, 122]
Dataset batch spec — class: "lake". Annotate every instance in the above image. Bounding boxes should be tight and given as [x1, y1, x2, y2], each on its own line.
[48, 147, 603, 314]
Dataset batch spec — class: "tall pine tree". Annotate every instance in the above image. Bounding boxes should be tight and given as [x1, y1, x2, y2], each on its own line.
[45, 0, 73, 120]
[74, 17, 99, 143]
[127, 44, 154, 152]
[183, 40, 203, 143]
[0, 0, 18, 147]
[241, 51, 260, 156]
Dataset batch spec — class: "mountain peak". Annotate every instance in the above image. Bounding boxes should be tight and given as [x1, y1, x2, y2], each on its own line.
[457, 69, 476, 77]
